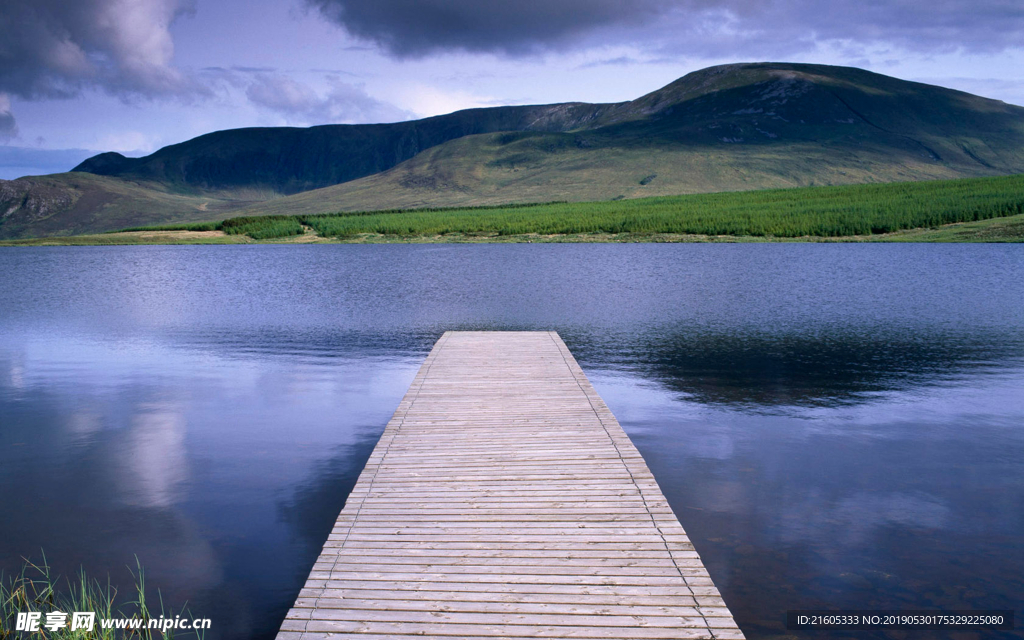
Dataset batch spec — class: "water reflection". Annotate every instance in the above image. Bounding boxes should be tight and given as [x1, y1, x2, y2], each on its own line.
[0, 392, 223, 614]
[1, 244, 1022, 640]
[575, 326, 1024, 408]
[118, 404, 189, 508]
[0, 331, 418, 639]
[600, 368, 1024, 640]
[277, 438, 381, 559]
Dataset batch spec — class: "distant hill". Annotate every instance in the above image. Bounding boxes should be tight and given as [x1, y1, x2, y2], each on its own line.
[3, 62, 1024, 239]
[0, 173, 259, 239]
[71, 104, 610, 195]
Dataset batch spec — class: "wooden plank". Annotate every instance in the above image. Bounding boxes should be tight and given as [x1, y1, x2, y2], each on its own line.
[277, 331, 743, 639]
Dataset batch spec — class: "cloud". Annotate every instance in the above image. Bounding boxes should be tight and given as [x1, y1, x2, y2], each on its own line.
[578, 56, 643, 69]
[245, 74, 414, 124]
[575, 55, 676, 70]
[307, 0, 1024, 59]
[306, 0, 671, 56]
[95, 131, 160, 154]
[387, 84, 501, 118]
[0, 94, 16, 141]
[0, 0, 201, 100]
[231, 66, 278, 74]
[672, 0, 1024, 57]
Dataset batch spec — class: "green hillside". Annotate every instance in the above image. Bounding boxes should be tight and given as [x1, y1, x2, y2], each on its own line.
[3, 62, 1024, 240]
[102, 173, 1024, 243]
[71, 103, 610, 195]
[230, 132, 984, 217]
[232, 63, 1024, 216]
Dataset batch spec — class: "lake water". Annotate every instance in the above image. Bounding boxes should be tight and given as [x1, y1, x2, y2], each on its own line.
[1, 244, 1022, 639]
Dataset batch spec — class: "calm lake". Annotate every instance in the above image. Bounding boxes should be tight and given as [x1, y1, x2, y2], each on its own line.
[1, 244, 1022, 639]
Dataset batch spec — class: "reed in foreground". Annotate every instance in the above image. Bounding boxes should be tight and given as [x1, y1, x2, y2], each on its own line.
[0, 556, 203, 639]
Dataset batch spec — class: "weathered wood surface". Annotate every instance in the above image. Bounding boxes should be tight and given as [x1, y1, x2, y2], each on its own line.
[278, 331, 743, 639]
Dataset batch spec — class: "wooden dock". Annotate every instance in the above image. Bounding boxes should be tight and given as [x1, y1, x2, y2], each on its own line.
[278, 331, 744, 639]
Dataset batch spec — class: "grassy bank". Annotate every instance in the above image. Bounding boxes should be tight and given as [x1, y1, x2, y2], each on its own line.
[0, 556, 202, 639]
[295, 174, 1024, 240]
[2, 174, 1023, 245]
[165, 173, 1024, 241]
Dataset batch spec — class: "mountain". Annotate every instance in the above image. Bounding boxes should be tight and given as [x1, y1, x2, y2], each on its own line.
[70, 104, 611, 195]
[3, 62, 1024, 239]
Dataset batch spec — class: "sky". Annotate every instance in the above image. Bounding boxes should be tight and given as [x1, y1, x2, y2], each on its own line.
[2, 0, 1024, 179]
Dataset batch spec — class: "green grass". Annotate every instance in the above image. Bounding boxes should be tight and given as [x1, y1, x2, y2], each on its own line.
[173, 173, 1022, 240]
[114, 222, 220, 233]
[298, 174, 1024, 238]
[1, 555, 203, 639]
[6, 174, 1022, 244]
[874, 211, 1024, 242]
[219, 216, 304, 239]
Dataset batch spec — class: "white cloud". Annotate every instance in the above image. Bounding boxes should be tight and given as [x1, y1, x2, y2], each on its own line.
[387, 84, 500, 118]
[245, 73, 413, 124]
[95, 131, 160, 155]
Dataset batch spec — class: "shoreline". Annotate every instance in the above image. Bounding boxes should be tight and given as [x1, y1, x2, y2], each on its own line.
[2, 212, 1023, 246]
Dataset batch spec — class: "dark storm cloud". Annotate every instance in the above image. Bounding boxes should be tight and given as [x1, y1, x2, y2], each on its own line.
[305, 0, 672, 56]
[0, 0, 202, 100]
[307, 0, 1024, 57]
